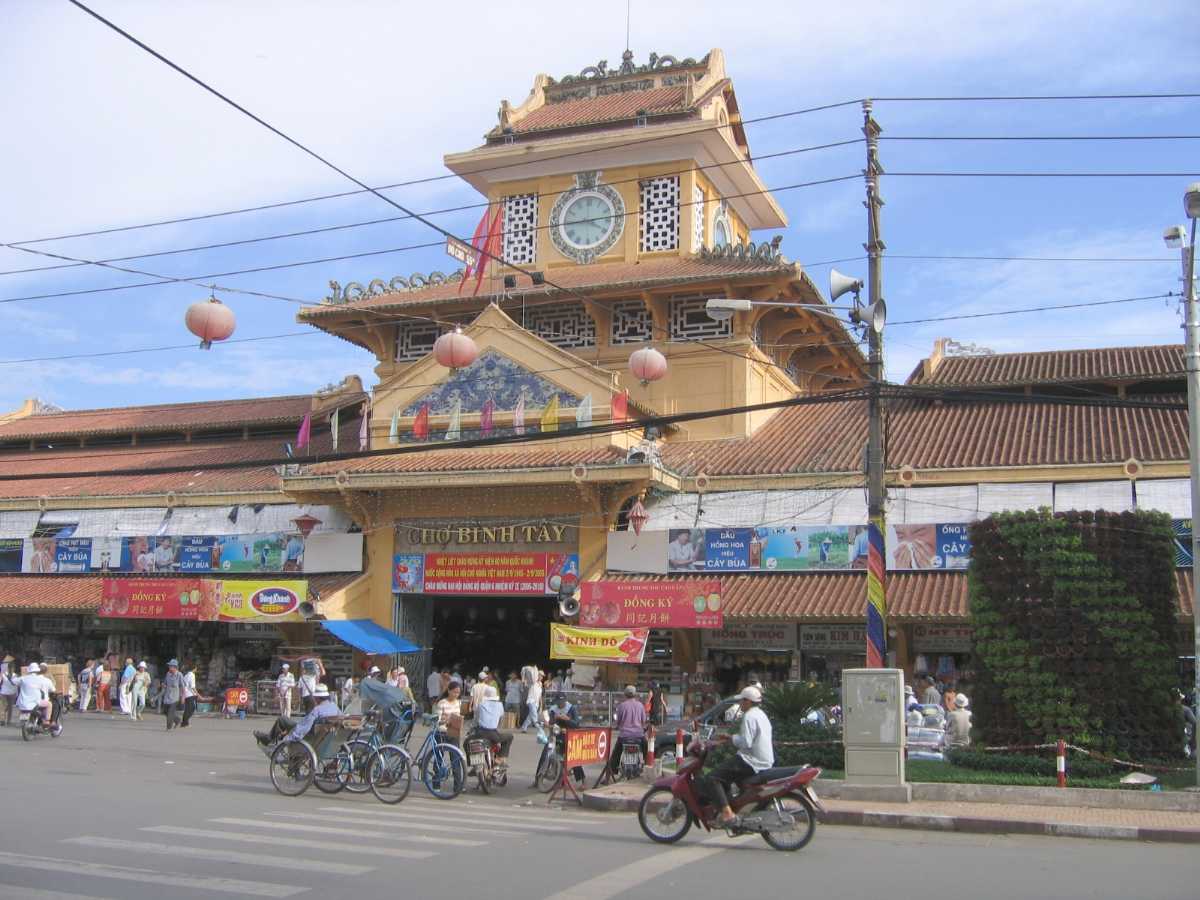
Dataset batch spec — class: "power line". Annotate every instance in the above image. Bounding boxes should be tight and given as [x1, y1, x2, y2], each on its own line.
[889, 292, 1175, 326]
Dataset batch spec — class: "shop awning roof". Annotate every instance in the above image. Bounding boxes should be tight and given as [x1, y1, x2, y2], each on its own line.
[601, 572, 970, 622]
[320, 619, 421, 654]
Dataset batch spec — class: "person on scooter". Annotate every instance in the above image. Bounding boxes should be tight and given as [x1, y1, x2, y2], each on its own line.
[13, 662, 56, 730]
[705, 685, 774, 828]
[467, 684, 512, 767]
[610, 684, 649, 775]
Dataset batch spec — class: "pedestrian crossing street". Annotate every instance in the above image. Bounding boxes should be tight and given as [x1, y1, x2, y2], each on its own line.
[0, 794, 620, 899]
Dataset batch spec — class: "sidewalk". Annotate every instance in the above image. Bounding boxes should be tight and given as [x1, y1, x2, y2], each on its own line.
[582, 781, 1200, 844]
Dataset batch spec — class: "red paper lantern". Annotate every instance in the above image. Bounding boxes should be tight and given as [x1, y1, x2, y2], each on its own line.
[185, 296, 236, 349]
[628, 497, 649, 535]
[433, 328, 479, 370]
[629, 347, 668, 384]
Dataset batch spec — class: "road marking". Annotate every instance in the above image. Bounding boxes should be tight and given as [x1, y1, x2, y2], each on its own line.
[62, 836, 374, 875]
[314, 805, 591, 832]
[142, 825, 434, 859]
[265, 810, 556, 836]
[541, 839, 729, 900]
[210, 817, 485, 846]
[0, 851, 304, 898]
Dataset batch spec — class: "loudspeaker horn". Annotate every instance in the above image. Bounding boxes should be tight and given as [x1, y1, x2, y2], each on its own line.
[829, 269, 864, 302]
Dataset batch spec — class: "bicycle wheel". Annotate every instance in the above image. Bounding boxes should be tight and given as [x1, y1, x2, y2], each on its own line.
[343, 739, 375, 794]
[535, 753, 562, 793]
[421, 742, 466, 800]
[313, 743, 353, 794]
[368, 744, 413, 805]
[270, 741, 315, 797]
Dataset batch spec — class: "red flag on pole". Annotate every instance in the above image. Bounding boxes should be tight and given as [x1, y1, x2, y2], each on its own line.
[296, 412, 312, 451]
[473, 204, 505, 296]
[611, 390, 629, 424]
[412, 403, 430, 440]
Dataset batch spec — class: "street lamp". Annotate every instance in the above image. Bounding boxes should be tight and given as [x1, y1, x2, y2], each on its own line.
[1165, 181, 1200, 786]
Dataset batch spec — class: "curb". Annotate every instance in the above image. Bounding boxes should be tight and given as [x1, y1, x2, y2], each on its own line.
[581, 790, 1200, 844]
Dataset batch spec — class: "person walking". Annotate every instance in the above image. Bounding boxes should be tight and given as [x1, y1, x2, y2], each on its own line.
[180, 661, 198, 728]
[1, 656, 18, 726]
[95, 661, 111, 712]
[131, 662, 150, 720]
[276, 663, 295, 718]
[77, 658, 94, 713]
[161, 659, 184, 730]
[521, 671, 543, 733]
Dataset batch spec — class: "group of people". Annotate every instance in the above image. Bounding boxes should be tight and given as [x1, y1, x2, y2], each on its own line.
[906, 674, 972, 748]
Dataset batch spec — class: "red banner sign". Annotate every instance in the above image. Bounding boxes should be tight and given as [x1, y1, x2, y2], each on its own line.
[565, 727, 610, 767]
[579, 579, 723, 629]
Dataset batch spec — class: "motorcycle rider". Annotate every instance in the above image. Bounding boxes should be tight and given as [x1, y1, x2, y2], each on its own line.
[705, 685, 774, 828]
[467, 684, 512, 768]
[13, 662, 57, 731]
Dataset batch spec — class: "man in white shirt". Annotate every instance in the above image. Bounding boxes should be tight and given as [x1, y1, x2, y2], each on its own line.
[14, 662, 56, 728]
[276, 663, 295, 718]
[705, 685, 774, 827]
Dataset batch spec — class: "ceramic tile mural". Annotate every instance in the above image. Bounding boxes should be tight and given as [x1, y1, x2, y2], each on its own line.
[402, 348, 582, 415]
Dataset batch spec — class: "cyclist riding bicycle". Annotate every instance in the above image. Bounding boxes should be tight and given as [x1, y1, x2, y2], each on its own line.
[467, 685, 512, 766]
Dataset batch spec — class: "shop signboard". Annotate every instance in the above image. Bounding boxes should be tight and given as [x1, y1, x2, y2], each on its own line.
[99, 577, 308, 622]
[701, 622, 796, 652]
[800, 624, 867, 653]
[549, 623, 649, 663]
[393, 551, 579, 596]
[565, 727, 610, 767]
[580, 579, 723, 628]
[911, 624, 973, 652]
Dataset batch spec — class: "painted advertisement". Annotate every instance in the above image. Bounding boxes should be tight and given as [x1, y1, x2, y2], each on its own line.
[580, 579, 723, 629]
[549, 624, 650, 663]
[393, 552, 579, 596]
[99, 577, 308, 621]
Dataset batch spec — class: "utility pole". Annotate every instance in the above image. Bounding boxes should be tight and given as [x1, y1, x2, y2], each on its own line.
[863, 99, 888, 668]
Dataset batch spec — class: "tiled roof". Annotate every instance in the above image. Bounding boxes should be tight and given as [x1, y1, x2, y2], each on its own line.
[659, 394, 1188, 474]
[602, 571, 968, 621]
[0, 414, 360, 500]
[300, 257, 795, 318]
[511, 86, 691, 134]
[0, 572, 363, 613]
[0, 394, 321, 441]
[303, 445, 627, 476]
[908, 345, 1184, 387]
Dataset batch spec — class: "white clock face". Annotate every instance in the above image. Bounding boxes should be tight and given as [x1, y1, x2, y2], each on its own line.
[560, 193, 615, 249]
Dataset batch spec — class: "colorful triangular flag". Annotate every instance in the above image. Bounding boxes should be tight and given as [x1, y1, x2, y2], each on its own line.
[330, 407, 340, 452]
[358, 403, 370, 451]
[611, 389, 628, 424]
[389, 409, 400, 445]
[480, 398, 495, 438]
[445, 398, 462, 442]
[513, 394, 526, 436]
[541, 394, 560, 433]
[575, 394, 593, 429]
[413, 403, 430, 440]
[296, 412, 312, 451]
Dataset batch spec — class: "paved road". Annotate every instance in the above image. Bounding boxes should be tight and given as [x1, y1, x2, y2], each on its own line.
[1, 713, 1195, 900]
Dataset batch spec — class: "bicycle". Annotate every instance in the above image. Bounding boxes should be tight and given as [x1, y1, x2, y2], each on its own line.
[411, 714, 467, 800]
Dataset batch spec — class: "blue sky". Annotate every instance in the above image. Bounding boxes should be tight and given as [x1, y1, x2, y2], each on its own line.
[1, 0, 1196, 412]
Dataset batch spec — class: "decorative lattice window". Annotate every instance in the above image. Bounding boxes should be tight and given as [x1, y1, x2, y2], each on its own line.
[669, 294, 731, 341]
[503, 193, 538, 265]
[395, 321, 441, 361]
[526, 302, 596, 350]
[691, 185, 704, 252]
[640, 175, 680, 253]
[610, 299, 653, 345]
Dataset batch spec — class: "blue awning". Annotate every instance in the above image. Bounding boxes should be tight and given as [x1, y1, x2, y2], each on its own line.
[320, 619, 421, 654]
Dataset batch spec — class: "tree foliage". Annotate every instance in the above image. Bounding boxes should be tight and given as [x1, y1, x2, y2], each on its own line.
[968, 509, 1180, 758]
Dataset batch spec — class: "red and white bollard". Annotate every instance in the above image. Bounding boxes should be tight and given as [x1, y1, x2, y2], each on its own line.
[1056, 739, 1067, 788]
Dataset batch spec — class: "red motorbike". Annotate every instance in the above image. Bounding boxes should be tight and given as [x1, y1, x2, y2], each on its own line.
[637, 741, 823, 851]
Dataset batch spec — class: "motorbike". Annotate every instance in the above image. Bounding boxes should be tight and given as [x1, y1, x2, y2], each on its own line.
[637, 739, 822, 852]
[464, 733, 508, 794]
[20, 696, 64, 742]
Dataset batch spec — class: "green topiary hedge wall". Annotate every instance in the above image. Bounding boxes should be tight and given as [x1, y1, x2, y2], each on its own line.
[968, 509, 1179, 758]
